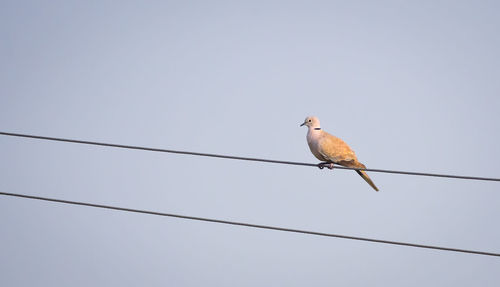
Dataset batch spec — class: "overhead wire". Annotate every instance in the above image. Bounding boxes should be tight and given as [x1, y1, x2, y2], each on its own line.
[1, 131, 499, 182]
[1, 132, 499, 257]
[1, 191, 499, 258]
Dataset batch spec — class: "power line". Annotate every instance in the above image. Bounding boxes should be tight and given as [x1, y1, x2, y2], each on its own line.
[1, 191, 498, 257]
[1, 131, 499, 182]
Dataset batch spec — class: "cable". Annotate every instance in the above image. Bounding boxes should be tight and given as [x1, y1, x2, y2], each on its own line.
[0, 191, 498, 257]
[1, 131, 499, 182]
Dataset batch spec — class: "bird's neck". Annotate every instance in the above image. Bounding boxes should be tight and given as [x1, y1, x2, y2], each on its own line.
[307, 126, 322, 139]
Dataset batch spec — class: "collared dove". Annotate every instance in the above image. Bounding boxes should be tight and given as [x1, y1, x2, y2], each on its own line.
[301, 116, 379, 191]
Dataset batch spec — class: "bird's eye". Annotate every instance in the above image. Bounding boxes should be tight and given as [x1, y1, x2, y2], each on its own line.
[308, 119, 311, 122]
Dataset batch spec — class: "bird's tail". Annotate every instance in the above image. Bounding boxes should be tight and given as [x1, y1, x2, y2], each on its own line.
[356, 170, 379, 191]
[339, 160, 379, 191]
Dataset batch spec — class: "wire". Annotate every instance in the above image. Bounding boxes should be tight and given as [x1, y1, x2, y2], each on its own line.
[0, 191, 498, 257]
[1, 131, 499, 182]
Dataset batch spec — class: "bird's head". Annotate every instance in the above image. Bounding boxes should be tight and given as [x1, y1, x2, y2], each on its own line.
[300, 116, 320, 128]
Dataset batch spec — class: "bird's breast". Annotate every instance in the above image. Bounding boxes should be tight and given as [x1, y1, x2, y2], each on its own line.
[307, 133, 326, 161]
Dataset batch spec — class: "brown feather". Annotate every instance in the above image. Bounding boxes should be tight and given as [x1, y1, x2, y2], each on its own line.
[338, 160, 379, 192]
[307, 124, 379, 191]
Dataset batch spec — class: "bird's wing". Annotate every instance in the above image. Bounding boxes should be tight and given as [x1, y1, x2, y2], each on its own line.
[318, 132, 358, 163]
[317, 131, 379, 191]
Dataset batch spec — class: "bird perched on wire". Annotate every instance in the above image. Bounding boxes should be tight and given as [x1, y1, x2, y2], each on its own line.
[300, 116, 379, 191]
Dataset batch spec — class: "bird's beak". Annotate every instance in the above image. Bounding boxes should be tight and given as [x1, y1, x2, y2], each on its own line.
[300, 122, 305, 127]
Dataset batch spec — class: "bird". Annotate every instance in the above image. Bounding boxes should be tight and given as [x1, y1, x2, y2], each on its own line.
[300, 116, 379, 191]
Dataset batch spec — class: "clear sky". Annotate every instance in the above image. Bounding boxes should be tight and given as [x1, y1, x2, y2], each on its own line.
[1, 1, 500, 286]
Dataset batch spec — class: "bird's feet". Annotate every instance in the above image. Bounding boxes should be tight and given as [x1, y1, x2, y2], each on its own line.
[317, 162, 335, 170]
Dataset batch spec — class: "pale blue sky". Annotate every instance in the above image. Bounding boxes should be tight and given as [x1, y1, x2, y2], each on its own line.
[1, 1, 500, 286]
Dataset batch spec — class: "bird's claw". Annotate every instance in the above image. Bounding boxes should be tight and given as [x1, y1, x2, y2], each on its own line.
[317, 162, 335, 170]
